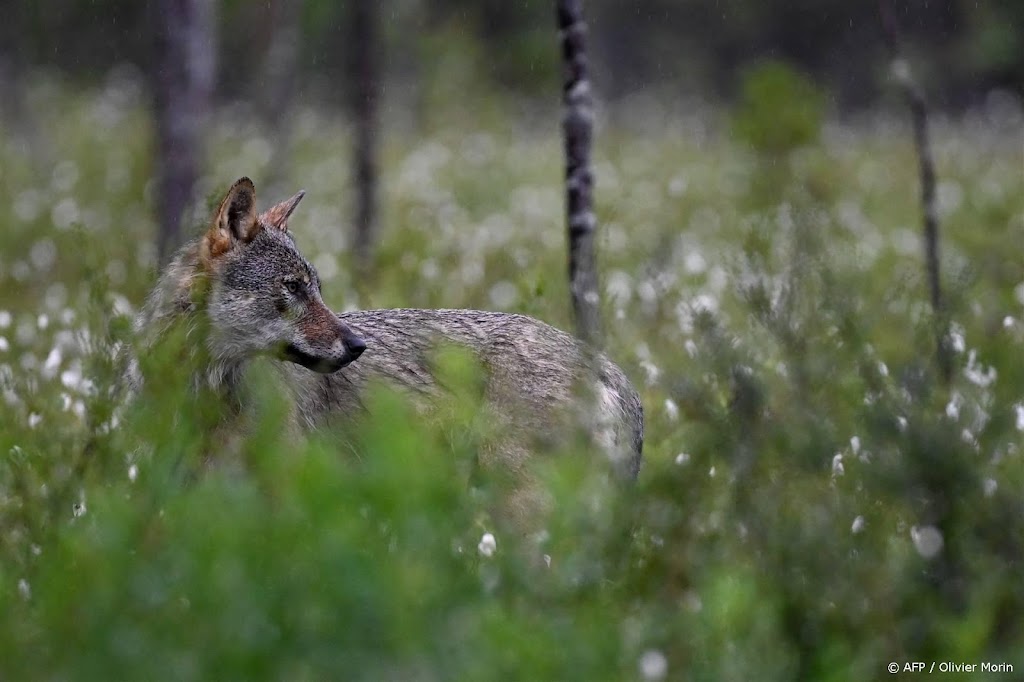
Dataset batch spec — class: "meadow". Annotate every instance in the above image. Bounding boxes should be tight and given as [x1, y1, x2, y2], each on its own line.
[1, 66, 1023, 679]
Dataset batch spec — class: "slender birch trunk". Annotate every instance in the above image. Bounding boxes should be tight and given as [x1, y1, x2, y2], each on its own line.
[557, 0, 601, 347]
[880, 0, 950, 383]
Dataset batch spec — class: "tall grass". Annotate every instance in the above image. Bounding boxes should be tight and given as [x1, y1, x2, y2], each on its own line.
[1, 66, 1023, 679]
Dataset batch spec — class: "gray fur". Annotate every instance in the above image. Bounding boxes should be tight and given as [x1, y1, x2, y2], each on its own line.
[285, 308, 644, 478]
[129, 180, 644, 484]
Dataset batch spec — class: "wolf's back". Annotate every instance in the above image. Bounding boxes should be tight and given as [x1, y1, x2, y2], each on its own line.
[290, 308, 644, 476]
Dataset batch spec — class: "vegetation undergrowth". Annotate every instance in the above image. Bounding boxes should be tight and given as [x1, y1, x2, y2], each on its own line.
[0, 67, 1022, 679]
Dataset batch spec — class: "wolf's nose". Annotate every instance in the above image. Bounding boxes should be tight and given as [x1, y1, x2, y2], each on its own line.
[345, 336, 366, 359]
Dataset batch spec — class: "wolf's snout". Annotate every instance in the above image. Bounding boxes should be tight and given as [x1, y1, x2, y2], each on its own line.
[282, 307, 367, 373]
[345, 335, 366, 360]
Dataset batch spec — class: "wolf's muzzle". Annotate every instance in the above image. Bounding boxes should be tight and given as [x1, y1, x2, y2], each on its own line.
[283, 342, 362, 373]
[282, 304, 367, 373]
[283, 331, 365, 373]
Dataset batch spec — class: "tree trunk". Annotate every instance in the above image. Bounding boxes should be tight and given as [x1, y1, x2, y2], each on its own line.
[259, 0, 303, 196]
[152, 0, 216, 263]
[349, 0, 380, 286]
[557, 0, 601, 347]
[880, 0, 951, 384]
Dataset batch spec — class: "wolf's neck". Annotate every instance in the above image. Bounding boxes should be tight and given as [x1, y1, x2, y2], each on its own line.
[130, 241, 249, 408]
[201, 357, 247, 407]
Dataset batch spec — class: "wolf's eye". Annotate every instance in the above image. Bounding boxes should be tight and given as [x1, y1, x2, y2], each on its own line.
[284, 279, 302, 295]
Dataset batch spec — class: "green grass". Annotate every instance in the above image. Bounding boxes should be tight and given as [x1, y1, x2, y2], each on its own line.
[1, 68, 1023, 679]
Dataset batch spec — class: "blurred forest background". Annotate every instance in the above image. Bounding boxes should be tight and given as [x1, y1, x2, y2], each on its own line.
[1, 1, 1024, 680]
[4, 0, 1024, 106]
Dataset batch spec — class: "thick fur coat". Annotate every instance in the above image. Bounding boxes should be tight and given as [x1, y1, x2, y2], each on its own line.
[129, 178, 644, 516]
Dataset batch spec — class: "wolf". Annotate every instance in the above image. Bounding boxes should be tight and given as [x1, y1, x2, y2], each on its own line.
[130, 178, 643, 516]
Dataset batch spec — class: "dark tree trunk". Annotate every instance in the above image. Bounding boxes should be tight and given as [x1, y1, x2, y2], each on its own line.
[152, 0, 216, 263]
[557, 0, 601, 347]
[880, 0, 951, 384]
[881, 0, 966, 632]
[349, 0, 380, 285]
[259, 0, 303, 196]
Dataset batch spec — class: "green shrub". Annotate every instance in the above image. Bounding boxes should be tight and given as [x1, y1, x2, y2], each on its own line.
[732, 60, 826, 157]
[1, 76, 1022, 679]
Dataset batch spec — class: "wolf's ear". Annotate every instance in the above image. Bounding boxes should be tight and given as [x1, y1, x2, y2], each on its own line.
[259, 190, 305, 231]
[201, 178, 259, 266]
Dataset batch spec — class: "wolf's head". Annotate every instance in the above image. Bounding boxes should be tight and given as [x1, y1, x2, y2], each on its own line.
[198, 177, 366, 373]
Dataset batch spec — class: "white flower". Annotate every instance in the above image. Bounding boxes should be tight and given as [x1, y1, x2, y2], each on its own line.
[851, 516, 865, 534]
[945, 394, 961, 420]
[478, 532, 496, 558]
[639, 650, 668, 681]
[910, 525, 943, 559]
[42, 347, 62, 379]
[684, 251, 706, 275]
[109, 294, 133, 317]
[963, 350, 997, 387]
[831, 453, 845, 477]
[664, 399, 679, 422]
[640, 360, 661, 386]
[60, 368, 82, 390]
[948, 325, 965, 354]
